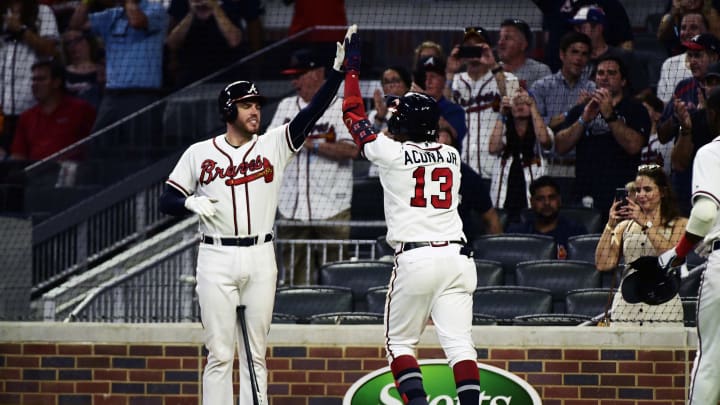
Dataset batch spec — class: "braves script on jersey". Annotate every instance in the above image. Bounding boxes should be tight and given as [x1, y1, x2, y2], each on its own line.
[166, 124, 295, 236]
[452, 70, 520, 178]
[365, 135, 464, 248]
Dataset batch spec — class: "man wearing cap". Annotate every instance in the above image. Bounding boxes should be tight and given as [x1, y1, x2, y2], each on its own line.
[657, 33, 720, 147]
[497, 18, 551, 88]
[570, 5, 648, 96]
[419, 55, 467, 148]
[447, 27, 520, 179]
[532, 0, 634, 72]
[670, 61, 720, 215]
[657, 12, 709, 104]
[270, 47, 359, 285]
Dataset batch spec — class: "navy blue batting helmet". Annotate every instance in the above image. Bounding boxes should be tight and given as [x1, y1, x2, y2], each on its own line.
[218, 81, 265, 123]
[387, 92, 439, 142]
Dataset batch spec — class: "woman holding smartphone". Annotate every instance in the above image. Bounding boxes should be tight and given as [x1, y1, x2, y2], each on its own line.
[595, 164, 688, 326]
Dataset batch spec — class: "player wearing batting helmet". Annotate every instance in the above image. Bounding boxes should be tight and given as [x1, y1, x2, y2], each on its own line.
[342, 30, 481, 405]
[159, 25, 360, 405]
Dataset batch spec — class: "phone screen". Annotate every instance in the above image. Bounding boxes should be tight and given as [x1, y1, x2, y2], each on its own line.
[614, 188, 628, 208]
[457, 46, 485, 58]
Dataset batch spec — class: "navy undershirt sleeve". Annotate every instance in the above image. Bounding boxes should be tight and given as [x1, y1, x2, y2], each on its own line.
[159, 185, 191, 216]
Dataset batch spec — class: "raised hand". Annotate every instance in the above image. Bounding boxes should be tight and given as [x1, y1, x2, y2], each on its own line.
[343, 24, 360, 72]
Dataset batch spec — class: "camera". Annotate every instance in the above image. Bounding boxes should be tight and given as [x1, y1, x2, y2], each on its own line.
[456, 46, 485, 59]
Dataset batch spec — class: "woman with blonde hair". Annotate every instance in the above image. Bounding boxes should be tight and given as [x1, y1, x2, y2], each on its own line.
[595, 164, 689, 326]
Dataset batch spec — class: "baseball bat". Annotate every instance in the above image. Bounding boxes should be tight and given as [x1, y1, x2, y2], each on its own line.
[237, 305, 260, 405]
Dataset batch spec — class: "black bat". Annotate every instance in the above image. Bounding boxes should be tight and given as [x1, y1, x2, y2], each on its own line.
[237, 305, 260, 405]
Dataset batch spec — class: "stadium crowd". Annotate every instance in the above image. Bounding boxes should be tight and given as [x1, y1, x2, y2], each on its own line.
[0, 0, 712, 281]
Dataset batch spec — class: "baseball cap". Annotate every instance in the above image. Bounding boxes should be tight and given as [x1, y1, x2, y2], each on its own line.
[463, 26, 491, 46]
[569, 6, 606, 25]
[706, 61, 720, 79]
[683, 33, 720, 54]
[501, 18, 532, 45]
[281, 48, 324, 75]
[418, 56, 446, 76]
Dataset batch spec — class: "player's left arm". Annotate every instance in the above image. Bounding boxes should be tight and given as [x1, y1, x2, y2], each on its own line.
[287, 25, 358, 150]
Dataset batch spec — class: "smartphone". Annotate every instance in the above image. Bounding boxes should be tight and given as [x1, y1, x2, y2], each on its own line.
[614, 187, 628, 208]
[456, 46, 485, 58]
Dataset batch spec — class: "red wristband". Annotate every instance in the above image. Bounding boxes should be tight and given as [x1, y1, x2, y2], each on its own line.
[675, 234, 694, 259]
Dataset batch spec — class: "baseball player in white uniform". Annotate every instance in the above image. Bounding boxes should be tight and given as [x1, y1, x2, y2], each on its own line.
[158, 25, 358, 405]
[269, 51, 358, 284]
[656, 86, 720, 405]
[342, 31, 480, 405]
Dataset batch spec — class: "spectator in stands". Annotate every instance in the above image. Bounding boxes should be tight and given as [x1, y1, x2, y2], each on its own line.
[418, 56, 467, 148]
[270, 48, 358, 285]
[488, 88, 552, 222]
[447, 27, 520, 179]
[166, 0, 264, 88]
[657, 12, 708, 104]
[637, 93, 671, 176]
[531, 0, 634, 72]
[9, 60, 96, 162]
[669, 61, 720, 215]
[436, 126, 502, 239]
[496, 18, 551, 88]
[530, 31, 595, 178]
[0, 0, 59, 158]
[69, 0, 168, 133]
[657, 0, 720, 56]
[570, 5, 649, 96]
[555, 55, 650, 217]
[595, 164, 687, 326]
[368, 66, 411, 133]
[506, 176, 587, 259]
[62, 29, 105, 109]
[657, 33, 720, 152]
[412, 40, 444, 90]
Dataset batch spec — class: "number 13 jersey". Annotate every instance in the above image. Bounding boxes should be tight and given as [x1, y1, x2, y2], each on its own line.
[365, 134, 466, 249]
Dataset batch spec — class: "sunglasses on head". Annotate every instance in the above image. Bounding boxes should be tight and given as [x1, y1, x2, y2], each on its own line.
[638, 164, 662, 172]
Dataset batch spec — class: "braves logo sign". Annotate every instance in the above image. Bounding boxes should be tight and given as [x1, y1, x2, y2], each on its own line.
[199, 156, 275, 186]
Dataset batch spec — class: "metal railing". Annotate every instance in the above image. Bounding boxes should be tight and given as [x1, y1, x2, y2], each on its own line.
[67, 237, 381, 322]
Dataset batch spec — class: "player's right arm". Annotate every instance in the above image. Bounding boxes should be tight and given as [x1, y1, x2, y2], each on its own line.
[340, 27, 378, 152]
[159, 145, 218, 218]
[286, 25, 358, 150]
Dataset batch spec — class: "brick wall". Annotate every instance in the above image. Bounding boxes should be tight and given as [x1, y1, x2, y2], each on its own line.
[0, 323, 696, 404]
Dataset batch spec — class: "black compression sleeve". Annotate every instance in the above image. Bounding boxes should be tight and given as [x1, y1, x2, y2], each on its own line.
[159, 185, 190, 216]
[288, 69, 344, 149]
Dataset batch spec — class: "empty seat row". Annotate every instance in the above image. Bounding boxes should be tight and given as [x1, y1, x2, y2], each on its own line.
[273, 285, 613, 324]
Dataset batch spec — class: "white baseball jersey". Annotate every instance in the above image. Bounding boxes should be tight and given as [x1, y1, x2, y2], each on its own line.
[656, 53, 691, 104]
[363, 134, 465, 249]
[689, 136, 720, 405]
[452, 70, 520, 178]
[270, 95, 354, 220]
[166, 125, 295, 237]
